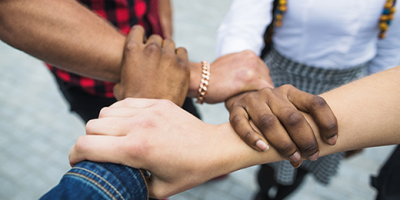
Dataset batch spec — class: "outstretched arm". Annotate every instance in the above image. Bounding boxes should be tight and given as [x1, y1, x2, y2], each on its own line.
[0, 0, 125, 82]
[0, 0, 272, 103]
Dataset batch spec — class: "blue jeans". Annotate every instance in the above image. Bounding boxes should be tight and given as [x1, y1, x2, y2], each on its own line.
[40, 161, 148, 200]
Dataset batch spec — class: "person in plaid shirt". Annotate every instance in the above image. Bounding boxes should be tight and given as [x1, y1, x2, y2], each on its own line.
[0, 0, 273, 123]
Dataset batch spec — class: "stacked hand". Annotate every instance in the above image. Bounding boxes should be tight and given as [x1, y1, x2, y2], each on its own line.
[113, 25, 190, 106]
[226, 85, 338, 167]
[188, 50, 274, 103]
[70, 98, 237, 199]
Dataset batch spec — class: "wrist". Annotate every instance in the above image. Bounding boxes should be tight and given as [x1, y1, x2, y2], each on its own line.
[188, 62, 202, 98]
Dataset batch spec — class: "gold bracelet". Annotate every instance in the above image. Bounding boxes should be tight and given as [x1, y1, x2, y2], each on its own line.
[196, 61, 210, 104]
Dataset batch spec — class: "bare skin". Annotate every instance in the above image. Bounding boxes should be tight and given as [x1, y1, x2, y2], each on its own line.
[70, 66, 400, 199]
[158, 0, 173, 39]
[0, 0, 273, 103]
[113, 26, 190, 106]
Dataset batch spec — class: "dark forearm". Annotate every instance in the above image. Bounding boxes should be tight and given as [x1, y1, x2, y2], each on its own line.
[0, 0, 125, 82]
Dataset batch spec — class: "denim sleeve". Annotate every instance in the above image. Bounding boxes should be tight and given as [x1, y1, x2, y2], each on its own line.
[40, 161, 148, 200]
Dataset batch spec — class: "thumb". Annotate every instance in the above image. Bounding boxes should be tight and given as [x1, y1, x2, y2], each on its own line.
[147, 175, 171, 200]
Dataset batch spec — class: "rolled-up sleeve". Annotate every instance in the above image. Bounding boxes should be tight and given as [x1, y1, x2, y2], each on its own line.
[216, 0, 274, 57]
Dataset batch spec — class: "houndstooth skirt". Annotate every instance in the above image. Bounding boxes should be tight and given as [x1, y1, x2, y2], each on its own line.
[264, 48, 368, 185]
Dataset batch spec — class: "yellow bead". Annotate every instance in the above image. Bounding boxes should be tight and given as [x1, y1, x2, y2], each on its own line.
[385, 2, 392, 8]
[276, 14, 283, 20]
[380, 22, 389, 31]
[279, 5, 287, 12]
[390, 7, 396, 13]
[379, 32, 386, 39]
[275, 20, 282, 27]
[380, 15, 389, 21]
[389, 14, 395, 20]
[279, 0, 287, 5]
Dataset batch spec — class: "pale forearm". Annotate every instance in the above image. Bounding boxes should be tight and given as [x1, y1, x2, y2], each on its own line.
[0, 0, 124, 82]
[317, 66, 400, 154]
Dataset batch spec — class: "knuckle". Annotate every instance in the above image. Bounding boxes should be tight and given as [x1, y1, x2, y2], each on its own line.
[74, 136, 90, 153]
[230, 114, 244, 126]
[125, 41, 140, 53]
[243, 132, 261, 144]
[98, 107, 110, 118]
[176, 47, 188, 54]
[151, 34, 163, 41]
[301, 142, 319, 155]
[284, 110, 304, 127]
[281, 84, 295, 89]
[278, 142, 297, 155]
[324, 123, 338, 137]
[163, 50, 176, 61]
[144, 43, 162, 54]
[259, 87, 273, 95]
[279, 84, 295, 91]
[258, 114, 278, 130]
[310, 96, 328, 108]
[164, 38, 175, 45]
[243, 92, 259, 104]
[85, 119, 96, 133]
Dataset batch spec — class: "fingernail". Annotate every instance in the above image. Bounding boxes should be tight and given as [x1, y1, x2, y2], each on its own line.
[308, 152, 319, 161]
[256, 140, 269, 152]
[289, 152, 301, 162]
[291, 161, 303, 168]
[327, 135, 338, 145]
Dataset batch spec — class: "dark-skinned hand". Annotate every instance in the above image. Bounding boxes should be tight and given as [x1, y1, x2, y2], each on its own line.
[113, 25, 190, 107]
[225, 85, 338, 167]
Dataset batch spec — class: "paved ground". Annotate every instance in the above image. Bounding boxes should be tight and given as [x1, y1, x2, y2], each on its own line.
[0, 0, 396, 199]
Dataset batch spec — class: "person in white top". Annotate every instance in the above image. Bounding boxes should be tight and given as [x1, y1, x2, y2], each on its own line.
[216, 0, 400, 200]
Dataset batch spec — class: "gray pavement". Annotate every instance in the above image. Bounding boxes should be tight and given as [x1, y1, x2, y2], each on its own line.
[0, 0, 396, 199]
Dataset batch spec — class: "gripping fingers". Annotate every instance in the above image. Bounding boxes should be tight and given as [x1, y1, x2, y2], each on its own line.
[98, 107, 141, 118]
[268, 98, 319, 161]
[162, 38, 176, 51]
[127, 25, 146, 43]
[230, 107, 269, 152]
[175, 47, 189, 64]
[69, 135, 139, 168]
[86, 117, 135, 136]
[146, 34, 163, 46]
[286, 86, 338, 145]
[247, 99, 301, 162]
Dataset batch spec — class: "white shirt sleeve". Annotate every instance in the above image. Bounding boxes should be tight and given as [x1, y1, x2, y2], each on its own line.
[216, 0, 274, 57]
[368, 6, 400, 74]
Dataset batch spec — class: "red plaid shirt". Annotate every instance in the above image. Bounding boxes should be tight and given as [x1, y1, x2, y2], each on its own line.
[46, 0, 163, 98]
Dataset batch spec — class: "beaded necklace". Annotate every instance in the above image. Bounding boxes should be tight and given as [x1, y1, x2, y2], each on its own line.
[274, 0, 397, 39]
[380, 0, 397, 38]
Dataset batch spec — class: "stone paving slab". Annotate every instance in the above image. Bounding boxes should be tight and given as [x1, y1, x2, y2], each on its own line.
[0, 0, 397, 199]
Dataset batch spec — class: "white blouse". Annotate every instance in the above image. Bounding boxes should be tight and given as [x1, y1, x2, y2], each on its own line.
[216, 0, 400, 73]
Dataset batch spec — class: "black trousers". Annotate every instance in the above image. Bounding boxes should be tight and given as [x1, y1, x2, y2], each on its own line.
[371, 145, 400, 200]
[255, 164, 308, 200]
[54, 76, 201, 123]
